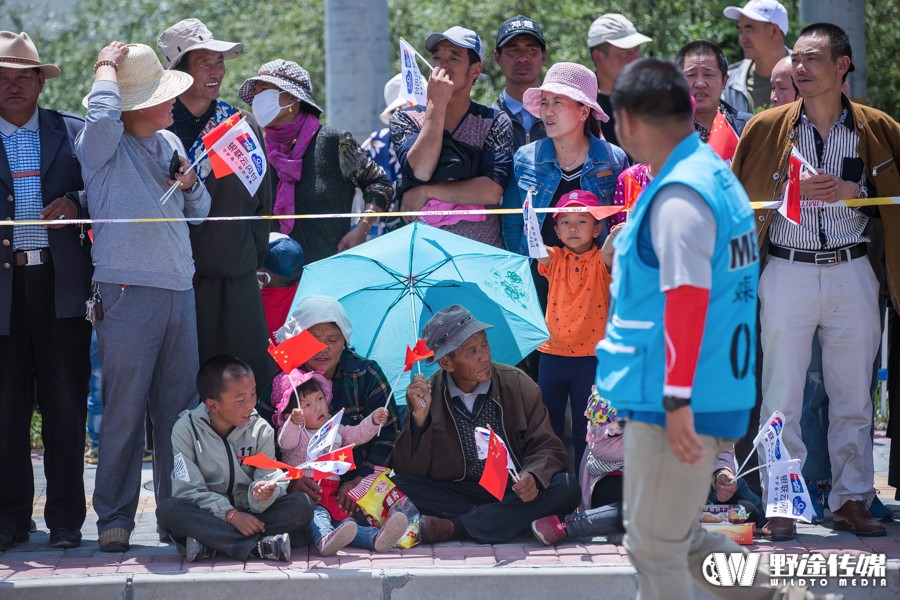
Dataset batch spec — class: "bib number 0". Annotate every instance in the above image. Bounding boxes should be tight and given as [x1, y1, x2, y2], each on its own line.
[730, 323, 751, 379]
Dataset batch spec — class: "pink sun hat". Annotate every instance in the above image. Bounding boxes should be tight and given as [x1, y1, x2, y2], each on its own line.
[523, 62, 609, 122]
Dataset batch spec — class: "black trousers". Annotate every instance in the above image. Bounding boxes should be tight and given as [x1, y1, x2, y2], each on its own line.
[393, 471, 581, 544]
[0, 261, 91, 532]
[156, 494, 314, 561]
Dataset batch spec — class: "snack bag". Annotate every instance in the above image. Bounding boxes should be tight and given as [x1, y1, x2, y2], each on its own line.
[348, 468, 422, 548]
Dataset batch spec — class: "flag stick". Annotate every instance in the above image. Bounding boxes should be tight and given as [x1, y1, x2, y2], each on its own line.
[400, 37, 434, 72]
[509, 469, 520, 483]
[378, 370, 406, 436]
[734, 458, 800, 481]
[156, 135, 217, 204]
[733, 444, 758, 482]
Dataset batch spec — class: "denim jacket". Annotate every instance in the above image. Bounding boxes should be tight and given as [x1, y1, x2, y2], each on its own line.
[502, 134, 628, 255]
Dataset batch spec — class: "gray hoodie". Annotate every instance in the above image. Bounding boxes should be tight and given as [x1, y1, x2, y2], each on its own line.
[170, 403, 286, 520]
[75, 80, 210, 290]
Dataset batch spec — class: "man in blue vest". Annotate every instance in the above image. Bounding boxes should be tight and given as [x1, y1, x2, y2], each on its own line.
[597, 59, 807, 599]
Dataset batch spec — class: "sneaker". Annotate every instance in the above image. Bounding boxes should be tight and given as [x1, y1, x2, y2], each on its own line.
[256, 532, 291, 561]
[373, 512, 408, 553]
[808, 481, 826, 525]
[98, 527, 130, 553]
[531, 515, 567, 546]
[84, 447, 99, 465]
[142, 450, 153, 463]
[185, 536, 216, 562]
[869, 496, 894, 523]
[316, 520, 357, 557]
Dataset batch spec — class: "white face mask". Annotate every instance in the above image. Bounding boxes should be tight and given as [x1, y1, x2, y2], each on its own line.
[252, 89, 291, 128]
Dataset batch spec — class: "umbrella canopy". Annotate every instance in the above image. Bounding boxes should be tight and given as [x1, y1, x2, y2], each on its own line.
[288, 223, 549, 404]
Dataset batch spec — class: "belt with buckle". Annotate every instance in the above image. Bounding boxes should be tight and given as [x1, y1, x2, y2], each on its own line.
[768, 243, 867, 266]
[13, 248, 51, 267]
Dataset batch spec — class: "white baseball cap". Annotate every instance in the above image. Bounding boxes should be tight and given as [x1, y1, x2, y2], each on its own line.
[587, 14, 652, 49]
[724, 0, 789, 36]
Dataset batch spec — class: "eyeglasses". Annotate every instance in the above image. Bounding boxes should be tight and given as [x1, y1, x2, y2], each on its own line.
[431, 315, 472, 349]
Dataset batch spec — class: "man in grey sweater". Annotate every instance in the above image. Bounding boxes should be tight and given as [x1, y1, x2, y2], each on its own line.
[74, 40, 210, 553]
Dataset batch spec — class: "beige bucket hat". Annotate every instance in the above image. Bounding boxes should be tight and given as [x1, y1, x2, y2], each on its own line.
[157, 18, 242, 70]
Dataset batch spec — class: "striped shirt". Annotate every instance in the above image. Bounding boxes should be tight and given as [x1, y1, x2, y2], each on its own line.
[768, 107, 868, 251]
[0, 109, 48, 250]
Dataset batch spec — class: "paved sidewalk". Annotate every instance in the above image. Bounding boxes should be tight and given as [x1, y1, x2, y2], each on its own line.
[1, 432, 898, 599]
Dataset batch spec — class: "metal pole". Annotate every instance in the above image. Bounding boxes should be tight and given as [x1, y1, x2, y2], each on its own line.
[798, 0, 866, 99]
[324, 0, 392, 141]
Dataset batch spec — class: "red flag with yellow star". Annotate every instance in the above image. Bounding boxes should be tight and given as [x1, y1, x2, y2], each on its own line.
[201, 113, 243, 177]
[707, 111, 739, 161]
[404, 339, 434, 371]
[267, 330, 327, 374]
[239, 452, 304, 480]
[479, 428, 509, 501]
[622, 171, 643, 212]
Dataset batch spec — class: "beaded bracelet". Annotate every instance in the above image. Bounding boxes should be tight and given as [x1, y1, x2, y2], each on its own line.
[93, 60, 118, 73]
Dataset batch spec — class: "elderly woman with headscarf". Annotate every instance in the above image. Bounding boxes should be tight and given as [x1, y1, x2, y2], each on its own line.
[272, 296, 400, 513]
[239, 61, 393, 263]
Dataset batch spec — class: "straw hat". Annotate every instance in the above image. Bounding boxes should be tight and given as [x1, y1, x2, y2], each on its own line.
[0, 31, 60, 78]
[81, 43, 193, 111]
[523, 62, 609, 122]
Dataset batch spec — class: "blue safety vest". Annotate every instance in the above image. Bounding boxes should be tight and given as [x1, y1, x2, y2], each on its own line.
[595, 133, 758, 415]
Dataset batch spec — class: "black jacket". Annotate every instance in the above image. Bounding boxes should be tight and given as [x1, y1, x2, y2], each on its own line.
[0, 107, 92, 335]
[491, 93, 546, 152]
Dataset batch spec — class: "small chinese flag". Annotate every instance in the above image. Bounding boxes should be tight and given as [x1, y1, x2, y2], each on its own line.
[404, 339, 434, 371]
[201, 113, 242, 177]
[707, 111, 739, 162]
[584, 205, 626, 221]
[622, 172, 643, 212]
[239, 452, 303, 480]
[478, 427, 509, 501]
[310, 444, 357, 481]
[779, 152, 803, 225]
[267, 330, 327, 374]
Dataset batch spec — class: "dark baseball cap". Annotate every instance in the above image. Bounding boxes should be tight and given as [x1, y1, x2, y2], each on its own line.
[496, 15, 546, 50]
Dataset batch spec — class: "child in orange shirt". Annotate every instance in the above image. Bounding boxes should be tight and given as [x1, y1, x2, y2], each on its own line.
[536, 190, 619, 466]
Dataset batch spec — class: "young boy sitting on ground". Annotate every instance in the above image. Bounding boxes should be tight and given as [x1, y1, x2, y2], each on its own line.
[156, 355, 313, 562]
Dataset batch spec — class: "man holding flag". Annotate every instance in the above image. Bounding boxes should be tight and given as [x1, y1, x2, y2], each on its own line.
[158, 20, 278, 422]
[733, 23, 900, 539]
[392, 305, 579, 545]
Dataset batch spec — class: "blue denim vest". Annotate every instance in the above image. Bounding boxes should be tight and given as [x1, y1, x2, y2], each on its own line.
[595, 133, 759, 416]
[502, 134, 628, 255]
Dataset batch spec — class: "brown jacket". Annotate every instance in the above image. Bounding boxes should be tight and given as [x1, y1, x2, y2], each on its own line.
[732, 98, 900, 310]
[392, 363, 569, 489]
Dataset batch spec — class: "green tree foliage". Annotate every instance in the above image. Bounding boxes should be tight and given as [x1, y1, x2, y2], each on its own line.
[2, 0, 896, 118]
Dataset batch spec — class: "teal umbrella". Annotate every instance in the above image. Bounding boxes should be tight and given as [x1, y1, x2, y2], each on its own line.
[289, 222, 549, 404]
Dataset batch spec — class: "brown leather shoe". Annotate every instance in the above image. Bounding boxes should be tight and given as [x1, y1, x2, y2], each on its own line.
[832, 500, 886, 537]
[761, 517, 796, 541]
[420, 516, 455, 544]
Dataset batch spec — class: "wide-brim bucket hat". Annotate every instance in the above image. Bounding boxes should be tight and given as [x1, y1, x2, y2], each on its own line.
[238, 59, 323, 116]
[157, 18, 242, 70]
[0, 31, 60, 78]
[81, 43, 193, 111]
[523, 62, 609, 122]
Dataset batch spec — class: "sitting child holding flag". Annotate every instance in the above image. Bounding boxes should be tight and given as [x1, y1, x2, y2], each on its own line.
[155, 356, 313, 562]
[273, 369, 408, 555]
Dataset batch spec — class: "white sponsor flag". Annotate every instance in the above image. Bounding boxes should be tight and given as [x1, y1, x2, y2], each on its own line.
[474, 427, 515, 470]
[204, 116, 267, 196]
[765, 458, 814, 523]
[752, 411, 791, 464]
[523, 190, 548, 259]
[297, 460, 353, 477]
[306, 409, 343, 460]
[398, 38, 428, 107]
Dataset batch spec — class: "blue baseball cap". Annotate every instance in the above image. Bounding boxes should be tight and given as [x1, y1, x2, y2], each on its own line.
[425, 26, 484, 63]
[264, 233, 304, 280]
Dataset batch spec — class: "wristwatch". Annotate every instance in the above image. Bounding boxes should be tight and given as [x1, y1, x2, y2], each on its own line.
[663, 395, 691, 412]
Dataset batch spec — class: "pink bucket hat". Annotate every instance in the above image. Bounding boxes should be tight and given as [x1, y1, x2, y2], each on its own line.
[523, 62, 609, 122]
[272, 369, 333, 429]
